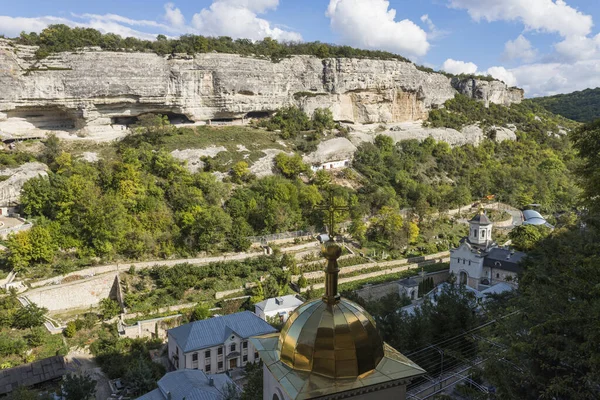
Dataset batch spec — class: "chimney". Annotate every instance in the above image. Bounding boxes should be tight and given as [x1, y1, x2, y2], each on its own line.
[208, 377, 214, 386]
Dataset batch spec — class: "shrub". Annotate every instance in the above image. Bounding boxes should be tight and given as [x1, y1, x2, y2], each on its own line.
[64, 321, 77, 338]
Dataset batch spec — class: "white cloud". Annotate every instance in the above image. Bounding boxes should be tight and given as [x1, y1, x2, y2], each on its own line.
[191, 0, 301, 41]
[420, 14, 447, 40]
[486, 66, 517, 86]
[441, 58, 478, 75]
[164, 3, 185, 27]
[553, 34, 600, 62]
[0, 14, 160, 40]
[448, 0, 592, 38]
[326, 0, 430, 58]
[503, 35, 537, 62]
[0, 1, 299, 42]
[510, 60, 600, 97]
[0, 16, 73, 38]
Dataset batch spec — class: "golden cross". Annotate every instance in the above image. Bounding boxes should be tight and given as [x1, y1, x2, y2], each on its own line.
[315, 190, 349, 240]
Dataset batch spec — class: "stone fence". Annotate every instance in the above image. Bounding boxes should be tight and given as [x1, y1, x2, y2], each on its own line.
[293, 251, 450, 282]
[355, 269, 450, 302]
[23, 251, 265, 291]
[300, 256, 451, 293]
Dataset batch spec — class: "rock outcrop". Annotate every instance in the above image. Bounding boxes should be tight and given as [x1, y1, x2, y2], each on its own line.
[0, 162, 48, 205]
[0, 39, 523, 139]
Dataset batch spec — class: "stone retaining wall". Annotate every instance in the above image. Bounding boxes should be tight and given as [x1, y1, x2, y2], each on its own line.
[300, 257, 450, 293]
[25, 273, 119, 312]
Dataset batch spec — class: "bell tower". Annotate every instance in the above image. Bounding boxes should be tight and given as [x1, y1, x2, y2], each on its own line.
[469, 210, 493, 248]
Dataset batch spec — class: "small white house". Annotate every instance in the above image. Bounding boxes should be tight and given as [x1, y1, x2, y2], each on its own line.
[167, 311, 276, 373]
[310, 159, 350, 172]
[255, 295, 304, 323]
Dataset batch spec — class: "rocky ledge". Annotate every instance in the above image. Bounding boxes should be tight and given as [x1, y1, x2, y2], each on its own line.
[0, 39, 523, 139]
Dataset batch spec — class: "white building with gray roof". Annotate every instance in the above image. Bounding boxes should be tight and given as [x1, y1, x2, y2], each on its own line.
[450, 212, 526, 289]
[167, 311, 277, 373]
[254, 295, 304, 323]
[136, 369, 237, 400]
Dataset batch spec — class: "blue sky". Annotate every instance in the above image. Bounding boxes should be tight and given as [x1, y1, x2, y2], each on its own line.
[1, 0, 599, 97]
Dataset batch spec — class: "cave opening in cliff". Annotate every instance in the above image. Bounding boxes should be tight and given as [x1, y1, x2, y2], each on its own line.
[6, 107, 78, 131]
[245, 111, 272, 120]
[111, 112, 194, 127]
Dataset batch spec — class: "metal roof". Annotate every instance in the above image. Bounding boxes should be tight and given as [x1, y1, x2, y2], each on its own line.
[136, 369, 236, 400]
[483, 248, 526, 273]
[255, 295, 304, 313]
[168, 311, 277, 353]
[0, 356, 66, 395]
[470, 212, 492, 225]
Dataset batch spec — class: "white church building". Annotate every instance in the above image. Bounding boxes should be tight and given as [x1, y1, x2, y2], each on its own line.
[450, 211, 526, 290]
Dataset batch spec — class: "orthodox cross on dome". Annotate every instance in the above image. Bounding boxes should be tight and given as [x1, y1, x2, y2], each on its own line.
[315, 190, 349, 241]
[315, 190, 349, 304]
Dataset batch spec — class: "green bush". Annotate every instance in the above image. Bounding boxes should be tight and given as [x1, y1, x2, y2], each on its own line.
[63, 321, 77, 338]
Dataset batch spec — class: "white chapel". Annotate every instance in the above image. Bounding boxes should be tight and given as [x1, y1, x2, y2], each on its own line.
[450, 211, 525, 289]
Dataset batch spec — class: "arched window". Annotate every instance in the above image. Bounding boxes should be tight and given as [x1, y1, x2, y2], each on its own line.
[273, 394, 280, 400]
[474, 230, 478, 238]
[481, 230, 485, 238]
[496, 273, 500, 278]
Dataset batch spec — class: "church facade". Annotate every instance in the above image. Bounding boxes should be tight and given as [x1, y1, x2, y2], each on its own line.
[450, 212, 525, 289]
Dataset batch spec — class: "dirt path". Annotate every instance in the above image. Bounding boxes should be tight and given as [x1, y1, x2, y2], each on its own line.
[65, 349, 112, 400]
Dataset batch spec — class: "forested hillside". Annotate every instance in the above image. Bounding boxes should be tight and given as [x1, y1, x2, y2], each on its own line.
[529, 88, 600, 122]
[0, 101, 580, 279]
[483, 119, 600, 399]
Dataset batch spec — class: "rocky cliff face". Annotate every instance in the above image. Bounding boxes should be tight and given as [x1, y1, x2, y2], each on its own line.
[0, 39, 523, 139]
[0, 162, 48, 205]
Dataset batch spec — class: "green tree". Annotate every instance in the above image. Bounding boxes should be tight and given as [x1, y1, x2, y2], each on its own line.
[274, 153, 308, 178]
[99, 298, 120, 320]
[508, 225, 548, 251]
[6, 225, 57, 272]
[191, 304, 211, 321]
[241, 360, 263, 400]
[231, 161, 251, 183]
[297, 274, 308, 289]
[63, 321, 77, 338]
[13, 304, 47, 330]
[349, 218, 367, 244]
[311, 108, 335, 133]
[62, 374, 96, 400]
[484, 227, 600, 399]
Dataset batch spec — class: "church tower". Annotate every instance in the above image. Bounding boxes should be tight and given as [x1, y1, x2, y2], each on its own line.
[252, 237, 425, 400]
[468, 210, 493, 249]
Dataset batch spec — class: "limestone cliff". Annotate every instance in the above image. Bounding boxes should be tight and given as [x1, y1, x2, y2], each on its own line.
[0, 39, 523, 139]
[0, 162, 48, 205]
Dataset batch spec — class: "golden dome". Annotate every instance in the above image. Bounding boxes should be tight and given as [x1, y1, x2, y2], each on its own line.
[277, 297, 385, 379]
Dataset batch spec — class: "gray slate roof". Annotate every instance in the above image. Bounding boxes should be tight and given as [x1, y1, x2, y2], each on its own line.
[0, 356, 65, 395]
[470, 212, 492, 225]
[136, 369, 235, 400]
[483, 248, 526, 273]
[255, 295, 304, 313]
[168, 311, 277, 353]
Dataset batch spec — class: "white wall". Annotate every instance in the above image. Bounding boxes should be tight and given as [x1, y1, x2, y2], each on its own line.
[170, 332, 261, 373]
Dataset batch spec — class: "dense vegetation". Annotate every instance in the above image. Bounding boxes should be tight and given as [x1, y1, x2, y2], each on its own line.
[352, 131, 578, 215]
[2, 100, 579, 277]
[91, 334, 165, 396]
[481, 120, 600, 399]
[14, 24, 411, 62]
[425, 94, 578, 137]
[529, 88, 600, 122]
